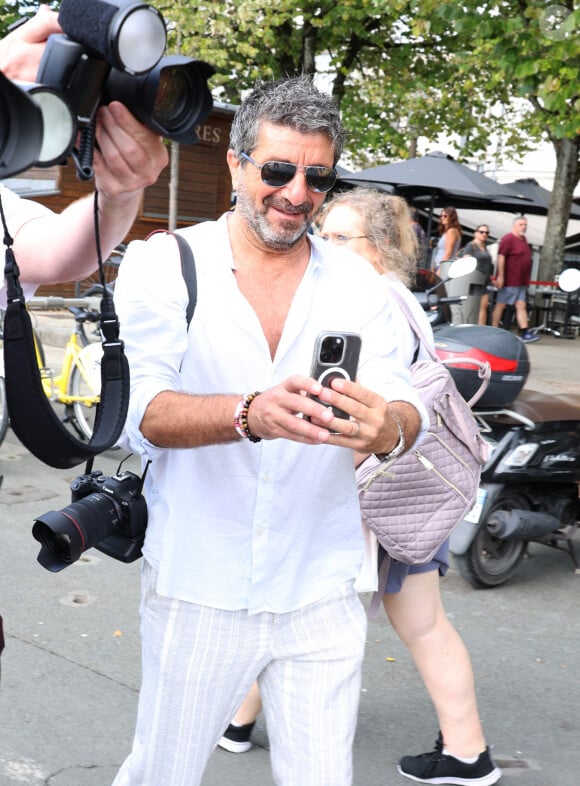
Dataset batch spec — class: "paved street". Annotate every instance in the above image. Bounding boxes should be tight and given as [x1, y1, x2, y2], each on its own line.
[0, 322, 579, 785]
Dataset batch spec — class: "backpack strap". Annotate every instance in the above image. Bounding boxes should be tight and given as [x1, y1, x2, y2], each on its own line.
[146, 231, 197, 328]
[386, 282, 438, 361]
[174, 233, 197, 328]
[387, 283, 491, 408]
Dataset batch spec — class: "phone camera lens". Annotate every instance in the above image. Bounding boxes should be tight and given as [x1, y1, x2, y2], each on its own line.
[320, 336, 344, 364]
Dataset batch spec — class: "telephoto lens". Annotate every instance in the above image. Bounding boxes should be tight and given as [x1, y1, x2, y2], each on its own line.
[104, 55, 215, 144]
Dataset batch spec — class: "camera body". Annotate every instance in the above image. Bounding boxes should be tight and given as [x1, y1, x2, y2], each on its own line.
[33, 468, 148, 572]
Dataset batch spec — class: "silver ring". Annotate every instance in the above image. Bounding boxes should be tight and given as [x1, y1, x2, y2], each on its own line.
[351, 420, 360, 437]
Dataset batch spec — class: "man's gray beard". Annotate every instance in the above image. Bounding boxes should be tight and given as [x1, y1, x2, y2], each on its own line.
[236, 184, 315, 250]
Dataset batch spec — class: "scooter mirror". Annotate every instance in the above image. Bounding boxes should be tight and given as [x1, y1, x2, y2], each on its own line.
[558, 268, 580, 293]
[447, 255, 477, 279]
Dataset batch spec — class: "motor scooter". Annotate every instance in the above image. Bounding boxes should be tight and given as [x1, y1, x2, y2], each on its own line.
[443, 268, 580, 588]
[413, 255, 477, 327]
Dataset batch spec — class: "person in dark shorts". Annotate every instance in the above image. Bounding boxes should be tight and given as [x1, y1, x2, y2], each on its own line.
[491, 216, 539, 342]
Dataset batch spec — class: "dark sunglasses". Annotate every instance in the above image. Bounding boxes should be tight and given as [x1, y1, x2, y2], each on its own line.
[477, 229, 490, 234]
[240, 151, 337, 193]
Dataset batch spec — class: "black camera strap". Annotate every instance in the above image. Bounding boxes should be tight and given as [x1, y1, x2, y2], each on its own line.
[1, 191, 130, 469]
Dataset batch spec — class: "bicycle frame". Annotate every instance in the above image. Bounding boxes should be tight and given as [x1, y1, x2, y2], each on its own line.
[36, 322, 100, 408]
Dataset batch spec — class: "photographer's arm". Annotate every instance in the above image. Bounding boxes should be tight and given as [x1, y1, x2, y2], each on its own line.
[1, 8, 168, 285]
[12, 102, 168, 285]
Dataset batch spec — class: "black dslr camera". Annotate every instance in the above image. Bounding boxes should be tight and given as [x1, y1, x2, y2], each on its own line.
[33, 468, 148, 572]
[0, 0, 214, 180]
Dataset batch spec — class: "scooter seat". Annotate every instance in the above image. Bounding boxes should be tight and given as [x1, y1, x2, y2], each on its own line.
[474, 388, 580, 425]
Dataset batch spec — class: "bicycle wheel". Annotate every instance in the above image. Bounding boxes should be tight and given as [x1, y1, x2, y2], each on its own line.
[68, 343, 103, 441]
[0, 376, 9, 447]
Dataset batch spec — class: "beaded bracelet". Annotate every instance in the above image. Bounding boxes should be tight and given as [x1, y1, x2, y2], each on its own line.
[233, 391, 262, 443]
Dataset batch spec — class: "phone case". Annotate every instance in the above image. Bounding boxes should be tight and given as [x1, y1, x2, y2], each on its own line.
[309, 332, 362, 419]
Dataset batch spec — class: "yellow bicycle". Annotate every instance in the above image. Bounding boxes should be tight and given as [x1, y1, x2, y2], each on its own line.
[1, 306, 103, 447]
[35, 306, 103, 442]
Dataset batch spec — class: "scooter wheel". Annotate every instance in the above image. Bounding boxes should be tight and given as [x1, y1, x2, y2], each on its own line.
[453, 491, 529, 588]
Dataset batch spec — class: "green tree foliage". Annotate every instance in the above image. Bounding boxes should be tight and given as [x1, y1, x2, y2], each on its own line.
[0, 2, 53, 36]
[3, 1, 577, 277]
[156, 0, 537, 164]
[158, 0, 578, 277]
[431, 0, 579, 278]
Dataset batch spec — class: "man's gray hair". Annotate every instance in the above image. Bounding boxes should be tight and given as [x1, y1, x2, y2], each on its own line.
[229, 75, 345, 165]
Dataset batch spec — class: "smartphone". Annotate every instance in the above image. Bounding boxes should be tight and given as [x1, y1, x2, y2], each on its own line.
[308, 332, 362, 420]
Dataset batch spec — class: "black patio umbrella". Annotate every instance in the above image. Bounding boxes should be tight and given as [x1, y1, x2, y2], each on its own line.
[504, 177, 580, 220]
[336, 151, 534, 254]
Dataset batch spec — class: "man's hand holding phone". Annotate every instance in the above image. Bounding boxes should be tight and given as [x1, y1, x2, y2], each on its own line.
[307, 332, 362, 421]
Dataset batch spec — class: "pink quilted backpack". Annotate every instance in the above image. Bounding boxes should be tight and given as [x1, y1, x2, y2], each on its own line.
[356, 287, 490, 603]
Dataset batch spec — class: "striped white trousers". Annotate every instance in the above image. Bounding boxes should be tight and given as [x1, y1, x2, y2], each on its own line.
[112, 561, 367, 786]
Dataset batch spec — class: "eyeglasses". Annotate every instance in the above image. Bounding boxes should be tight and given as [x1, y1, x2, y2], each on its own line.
[320, 233, 369, 245]
[239, 151, 337, 193]
[477, 229, 490, 235]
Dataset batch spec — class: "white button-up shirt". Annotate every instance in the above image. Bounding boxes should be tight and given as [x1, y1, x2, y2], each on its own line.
[115, 215, 427, 614]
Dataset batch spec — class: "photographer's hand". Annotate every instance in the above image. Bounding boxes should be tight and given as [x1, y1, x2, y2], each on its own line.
[13, 101, 168, 286]
[0, 6, 61, 82]
[93, 102, 169, 201]
[92, 101, 169, 259]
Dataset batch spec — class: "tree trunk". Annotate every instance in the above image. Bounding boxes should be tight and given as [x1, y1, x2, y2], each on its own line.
[538, 137, 580, 282]
[302, 21, 317, 74]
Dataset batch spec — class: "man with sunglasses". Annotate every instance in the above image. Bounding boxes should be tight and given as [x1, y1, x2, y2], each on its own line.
[112, 75, 426, 786]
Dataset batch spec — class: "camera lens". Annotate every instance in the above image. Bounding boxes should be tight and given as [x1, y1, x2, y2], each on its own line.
[154, 66, 189, 126]
[320, 336, 344, 365]
[33, 493, 121, 572]
[151, 60, 214, 140]
[104, 55, 214, 145]
[0, 73, 44, 178]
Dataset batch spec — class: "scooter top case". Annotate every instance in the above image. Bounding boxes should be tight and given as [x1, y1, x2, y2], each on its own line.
[434, 325, 530, 408]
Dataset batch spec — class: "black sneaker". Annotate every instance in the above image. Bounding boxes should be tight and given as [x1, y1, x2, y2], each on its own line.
[217, 721, 255, 753]
[398, 733, 502, 785]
